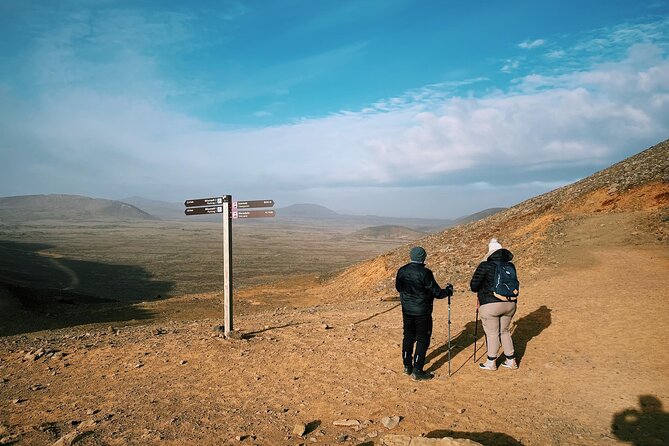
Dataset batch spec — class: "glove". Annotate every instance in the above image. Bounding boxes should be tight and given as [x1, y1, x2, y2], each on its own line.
[445, 283, 454, 297]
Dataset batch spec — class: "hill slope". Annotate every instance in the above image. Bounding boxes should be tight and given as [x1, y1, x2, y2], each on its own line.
[321, 139, 669, 301]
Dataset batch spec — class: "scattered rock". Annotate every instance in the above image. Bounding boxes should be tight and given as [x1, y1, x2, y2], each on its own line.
[0, 434, 20, 445]
[293, 423, 307, 437]
[29, 384, 45, 391]
[321, 323, 331, 330]
[381, 434, 483, 445]
[226, 330, 245, 340]
[11, 398, 25, 404]
[134, 363, 144, 369]
[179, 360, 187, 365]
[381, 416, 402, 430]
[51, 420, 97, 446]
[333, 419, 359, 427]
[336, 434, 348, 442]
[151, 328, 167, 336]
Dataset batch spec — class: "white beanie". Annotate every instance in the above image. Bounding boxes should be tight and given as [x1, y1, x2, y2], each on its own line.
[484, 238, 503, 260]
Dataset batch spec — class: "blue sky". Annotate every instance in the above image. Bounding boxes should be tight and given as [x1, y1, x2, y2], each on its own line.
[1, 0, 668, 218]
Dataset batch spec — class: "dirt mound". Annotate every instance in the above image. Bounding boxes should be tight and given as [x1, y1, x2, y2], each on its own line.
[320, 139, 669, 301]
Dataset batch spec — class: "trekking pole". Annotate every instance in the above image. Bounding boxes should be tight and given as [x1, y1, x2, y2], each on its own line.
[473, 302, 479, 363]
[447, 293, 452, 377]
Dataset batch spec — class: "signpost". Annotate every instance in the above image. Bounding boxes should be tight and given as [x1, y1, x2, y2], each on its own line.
[232, 210, 276, 219]
[184, 195, 275, 337]
[234, 199, 274, 209]
[184, 206, 224, 216]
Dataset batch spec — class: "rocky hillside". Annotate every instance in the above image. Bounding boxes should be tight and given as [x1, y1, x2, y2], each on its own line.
[322, 139, 669, 300]
[0, 195, 157, 222]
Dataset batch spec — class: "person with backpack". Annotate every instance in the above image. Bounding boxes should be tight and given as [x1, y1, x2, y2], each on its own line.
[470, 238, 519, 371]
[395, 246, 453, 381]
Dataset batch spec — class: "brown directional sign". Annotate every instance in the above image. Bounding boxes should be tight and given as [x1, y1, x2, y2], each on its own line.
[233, 199, 274, 209]
[185, 206, 225, 216]
[232, 210, 276, 219]
[184, 196, 227, 207]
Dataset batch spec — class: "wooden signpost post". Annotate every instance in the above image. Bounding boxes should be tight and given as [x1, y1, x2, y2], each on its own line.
[184, 195, 275, 336]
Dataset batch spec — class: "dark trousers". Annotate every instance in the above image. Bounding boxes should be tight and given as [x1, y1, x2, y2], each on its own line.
[402, 313, 433, 372]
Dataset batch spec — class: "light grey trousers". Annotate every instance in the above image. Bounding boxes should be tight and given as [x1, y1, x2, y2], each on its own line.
[479, 301, 517, 358]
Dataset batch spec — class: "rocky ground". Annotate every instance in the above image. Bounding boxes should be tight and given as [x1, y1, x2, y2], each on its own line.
[1, 207, 667, 446]
[1, 141, 668, 446]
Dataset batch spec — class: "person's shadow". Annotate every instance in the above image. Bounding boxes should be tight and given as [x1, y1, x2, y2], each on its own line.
[425, 305, 552, 374]
[425, 320, 482, 373]
[510, 305, 552, 364]
[611, 395, 669, 445]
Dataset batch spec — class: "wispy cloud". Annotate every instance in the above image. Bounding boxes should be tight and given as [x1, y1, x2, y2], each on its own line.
[519, 39, 546, 49]
[1, 11, 668, 216]
[501, 59, 520, 73]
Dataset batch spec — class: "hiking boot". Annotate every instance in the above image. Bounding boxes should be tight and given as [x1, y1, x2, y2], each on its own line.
[411, 370, 434, 381]
[403, 365, 413, 375]
[501, 358, 518, 369]
[479, 358, 497, 371]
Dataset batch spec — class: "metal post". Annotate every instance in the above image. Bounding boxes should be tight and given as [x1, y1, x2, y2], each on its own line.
[447, 294, 452, 377]
[223, 195, 233, 336]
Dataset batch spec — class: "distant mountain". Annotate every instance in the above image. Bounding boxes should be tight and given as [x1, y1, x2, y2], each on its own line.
[0, 195, 157, 222]
[276, 203, 340, 218]
[120, 196, 184, 220]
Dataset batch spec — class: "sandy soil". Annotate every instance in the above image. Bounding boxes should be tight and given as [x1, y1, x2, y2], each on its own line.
[1, 210, 668, 446]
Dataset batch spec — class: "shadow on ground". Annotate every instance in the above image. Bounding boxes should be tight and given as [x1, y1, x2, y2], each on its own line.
[611, 395, 669, 446]
[426, 428, 524, 445]
[425, 320, 483, 373]
[0, 240, 174, 336]
[426, 305, 552, 374]
[511, 305, 552, 364]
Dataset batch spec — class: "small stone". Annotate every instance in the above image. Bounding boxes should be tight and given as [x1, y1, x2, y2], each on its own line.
[180, 360, 187, 365]
[134, 363, 143, 369]
[457, 408, 466, 414]
[309, 437, 318, 443]
[337, 434, 348, 442]
[293, 423, 306, 437]
[226, 330, 245, 340]
[12, 398, 25, 404]
[333, 419, 359, 427]
[381, 416, 402, 430]
[321, 323, 331, 330]
[29, 384, 45, 391]
[0, 434, 21, 445]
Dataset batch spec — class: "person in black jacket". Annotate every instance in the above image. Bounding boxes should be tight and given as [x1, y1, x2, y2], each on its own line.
[470, 238, 518, 371]
[395, 246, 453, 381]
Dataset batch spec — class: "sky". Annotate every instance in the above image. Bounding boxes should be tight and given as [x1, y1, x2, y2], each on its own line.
[1, 0, 668, 219]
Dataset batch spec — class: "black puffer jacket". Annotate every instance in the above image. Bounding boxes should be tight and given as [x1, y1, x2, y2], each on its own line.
[396, 262, 447, 316]
[470, 249, 516, 306]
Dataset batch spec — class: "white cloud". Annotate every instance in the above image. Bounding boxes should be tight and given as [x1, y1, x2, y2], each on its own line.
[501, 59, 520, 73]
[519, 39, 546, 49]
[1, 13, 668, 217]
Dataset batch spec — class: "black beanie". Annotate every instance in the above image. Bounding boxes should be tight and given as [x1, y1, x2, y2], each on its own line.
[410, 246, 426, 263]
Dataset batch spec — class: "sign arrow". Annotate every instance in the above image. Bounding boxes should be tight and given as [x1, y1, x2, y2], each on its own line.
[185, 196, 227, 207]
[232, 210, 276, 219]
[185, 206, 225, 216]
[233, 199, 274, 209]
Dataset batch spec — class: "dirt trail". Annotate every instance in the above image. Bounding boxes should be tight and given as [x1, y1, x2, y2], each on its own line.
[1, 211, 668, 446]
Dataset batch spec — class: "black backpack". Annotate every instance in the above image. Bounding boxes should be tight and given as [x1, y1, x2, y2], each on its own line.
[491, 261, 520, 301]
